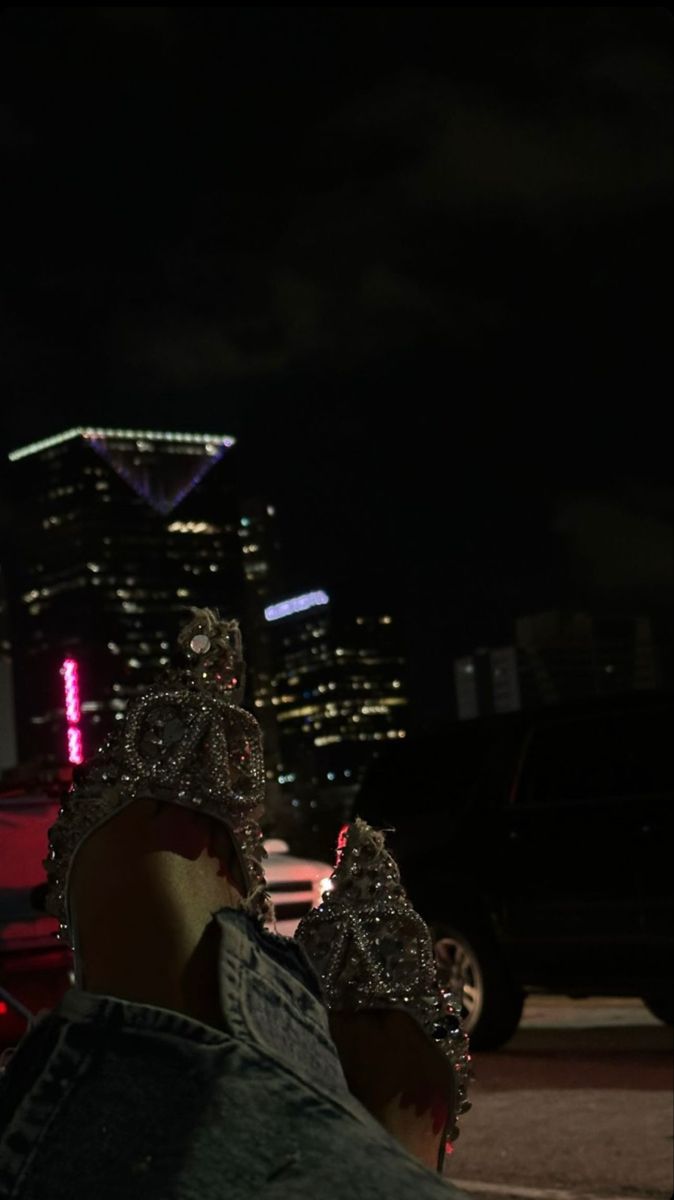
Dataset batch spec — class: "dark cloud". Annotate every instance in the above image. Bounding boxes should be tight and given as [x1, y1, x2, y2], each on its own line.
[0, 103, 34, 149]
[118, 315, 289, 387]
[556, 488, 674, 602]
[2, 9, 671, 371]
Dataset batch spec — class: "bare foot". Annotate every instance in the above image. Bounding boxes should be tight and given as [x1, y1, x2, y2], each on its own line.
[68, 796, 244, 1026]
[329, 1009, 455, 1171]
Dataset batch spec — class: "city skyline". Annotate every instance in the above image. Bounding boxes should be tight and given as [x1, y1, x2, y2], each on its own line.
[1, 426, 409, 803]
[2, 412, 672, 739]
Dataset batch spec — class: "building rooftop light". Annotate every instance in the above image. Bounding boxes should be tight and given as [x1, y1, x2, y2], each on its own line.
[8, 427, 236, 462]
[265, 591, 329, 623]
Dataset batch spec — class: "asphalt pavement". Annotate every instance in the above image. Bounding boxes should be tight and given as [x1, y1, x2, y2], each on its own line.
[445, 996, 673, 1200]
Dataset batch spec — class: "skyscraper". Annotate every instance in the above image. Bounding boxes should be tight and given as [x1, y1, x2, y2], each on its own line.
[5, 427, 247, 763]
[236, 496, 286, 819]
[265, 592, 407, 850]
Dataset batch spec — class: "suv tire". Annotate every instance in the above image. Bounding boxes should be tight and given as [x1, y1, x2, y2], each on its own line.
[432, 922, 525, 1050]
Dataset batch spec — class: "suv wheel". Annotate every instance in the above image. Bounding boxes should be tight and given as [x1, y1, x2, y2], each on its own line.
[432, 922, 525, 1051]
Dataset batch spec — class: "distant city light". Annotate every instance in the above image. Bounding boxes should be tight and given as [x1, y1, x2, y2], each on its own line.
[167, 521, 219, 535]
[264, 590, 330, 623]
[61, 657, 83, 764]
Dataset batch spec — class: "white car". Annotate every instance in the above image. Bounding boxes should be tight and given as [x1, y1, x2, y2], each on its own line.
[263, 838, 334, 936]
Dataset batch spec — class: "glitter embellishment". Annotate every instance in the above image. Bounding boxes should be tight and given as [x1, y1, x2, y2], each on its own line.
[295, 818, 472, 1144]
[44, 608, 270, 945]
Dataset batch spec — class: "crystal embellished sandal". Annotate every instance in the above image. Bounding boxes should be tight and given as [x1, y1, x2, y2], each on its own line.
[44, 609, 271, 959]
[294, 818, 471, 1151]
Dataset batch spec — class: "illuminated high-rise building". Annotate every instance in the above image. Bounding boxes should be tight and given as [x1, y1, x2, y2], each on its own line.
[5, 427, 249, 763]
[267, 592, 407, 800]
[236, 496, 286, 818]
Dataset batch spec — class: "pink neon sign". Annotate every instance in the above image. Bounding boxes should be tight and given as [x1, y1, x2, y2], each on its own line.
[63, 659, 81, 723]
[61, 657, 84, 764]
[67, 726, 83, 764]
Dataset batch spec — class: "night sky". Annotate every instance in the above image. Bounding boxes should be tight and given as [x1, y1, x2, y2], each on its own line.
[1, 7, 672, 724]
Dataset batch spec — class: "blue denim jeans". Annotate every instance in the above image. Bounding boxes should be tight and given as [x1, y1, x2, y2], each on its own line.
[0, 910, 465, 1199]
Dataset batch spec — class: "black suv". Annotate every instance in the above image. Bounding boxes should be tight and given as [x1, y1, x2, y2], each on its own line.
[354, 691, 673, 1049]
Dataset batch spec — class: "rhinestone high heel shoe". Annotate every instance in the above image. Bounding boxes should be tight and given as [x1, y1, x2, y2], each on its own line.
[295, 818, 471, 1153]
[44, 609, 271, 963]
